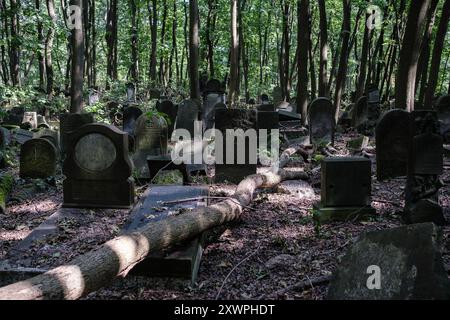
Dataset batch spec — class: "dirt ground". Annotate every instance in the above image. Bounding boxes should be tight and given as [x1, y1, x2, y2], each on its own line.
[0, 131, 449, 300]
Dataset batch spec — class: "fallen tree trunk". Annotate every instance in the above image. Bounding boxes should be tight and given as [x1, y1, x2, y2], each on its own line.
[0, 147, 308, 300]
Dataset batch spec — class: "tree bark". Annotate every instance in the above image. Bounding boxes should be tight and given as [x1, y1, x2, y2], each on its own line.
[297, 0, 309, 125]
[424, 0, 450, 108]
[147, 0, 157, 85]
[129, 0, 139, 85]
[69, 0, 84, 114]
[36, 0, 46, 90]
[188, 0, 200, 100]
[45, 0, 56, 100]
[0, 148, 308, 300]
[106, 0, 118, 85]
[355, 11, 372, 100]
[228, 0, 239, 106]
[395, 0, 431, 111]
[333, 0, 351, 122]
[318, 0, 328, 97]
[9, 0, 20, 86]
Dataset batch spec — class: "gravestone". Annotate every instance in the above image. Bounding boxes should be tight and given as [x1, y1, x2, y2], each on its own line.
[122, 106, 143, 136]
[314, 157, 375, 223]
[272, 86, 283, 106]
[404, 110, 445, 225]
[353, 96, 368, 129]
[257, 110, 279, 164]
[215, 109, 257, 184]
[12, 128, 34, 144]
[88, 88, 99, 106]
[308, 97, 335, 146]
[376, 109, 410, 181]
[149, 88, 161, 100]
[2, 107, 24, 128]
[175, 99, 201, 137]
[260, 93, 270, 105]
[20, 138, 58, 179]
[365, 85, 381, 133]
[156, 100, 178, 137]
[63, 123, 135, 208]
[59, 113, 94, 155]
[202, 79, 226, 131]
[34, 128, 59, 149]
[328, 223, 450, 300]
[435, 95, 450, 143]
[126, 82, 136, 103]
[36, 115, 50, 129]
[132, 114, 168, 179]
[22, 112, 38, 130]
[257, 104, 275, 112]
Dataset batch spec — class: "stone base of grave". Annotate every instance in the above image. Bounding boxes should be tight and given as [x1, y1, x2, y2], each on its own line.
[215, 164, 257, 184]
[313, 203, 376, 223]
[63, 178, 135, 209]
[122, 185, 209, 284]
[403, 199, 446, 226]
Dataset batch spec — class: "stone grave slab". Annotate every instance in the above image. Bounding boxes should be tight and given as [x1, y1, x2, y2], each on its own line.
[308, 97, 335, 146]
[278, 110, 301, 122]
[33, 128, 59, 150]
[353, 96, 368, 129]
[121, 185, 209, 283]
[328, 223, 450, 300]
[63, 123, 135, 209]
[20, 138, 58, 179]
[314, 157, 375, 223]
[376, 109, 410, 180]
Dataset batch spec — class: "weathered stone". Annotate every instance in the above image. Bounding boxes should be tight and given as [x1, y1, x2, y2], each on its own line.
[12, 128, 34, 145]
[2, 107, 24, 128]
[22, 112, 38, 130]
[308, 97, 335, 146]
[272, 86, 283, 106]
[132, 114, 168, 179]
[122, 105, 143, 136]
[175, 99, 201, 137]
[59, 113, 94, 154]
[353, 96, 368, 129]
[328, 223, 450, 300]
[20, 138, 58, 179]
[376, 109, 410, 181]
[314, 157, 375, 223]
[204, 79, 225, 95]
[260, 93, 270, 105]
[435, 95, 450, 143]
[202, 92, 225, 131]
[88, 88, 99, 106]
[156, 100, 178, 137]
[215, 109, 257, 184]
[257, 104, 275, 112]
[63, 123, 135, 209]
[126, 82, 136, 102]
[36, 115, 50, 129]
[33, 128, 59, 149]
[347, 135, 369, 152]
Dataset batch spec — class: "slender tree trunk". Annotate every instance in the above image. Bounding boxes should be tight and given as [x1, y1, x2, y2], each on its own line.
[395, 0, 431, 111]
[424, 0, 450, 108]
[333, 0, 351, 122]
[106, 0, 118, 86]
[69, 0, 84, 113]
[355, 11, 372, 100]
[189, 0, 200, 100]
[9, 0, 20, 86]
[45, 0, 56, 100]
[36, 0, 46, 90]
[318, 0, 328, 97]
[147, 0, 157, 85]
[228, 0, 239, 105]
[129, 0, 139, 85]
[297, 0, 309, 125]
[0, 0, 9, 85]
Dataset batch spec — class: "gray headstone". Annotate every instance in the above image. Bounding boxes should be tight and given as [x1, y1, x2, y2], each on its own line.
[353, 96, 368, 129]
[132, 114, 168, 179]
[328, 223, 450, 300]
[176, 99, 201, 137]
[308, 97, 335, 145]
[59, 113, 95, 155]
[272, 86, 283, 106]
[122, 106, 143, 136]
[376, 109, 410, 181]
[20, 138, 58, 179]
[156, 100, 178, 138]
[33, 128, 59, 149]
[203, 94, 225, 131]
[63, 123, 135, 209]
[36, 115, 50, 129]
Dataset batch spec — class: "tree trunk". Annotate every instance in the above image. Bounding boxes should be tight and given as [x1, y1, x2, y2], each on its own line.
[45, 0, 56, 100]
[355, 11, 372, 100]
[129, 0, 139, 85]
[333, 0, 351, 122]
[69, 0, 84, 114]
[395, 0, 431, 111]
[9, 0, 20, 86]
[297, 0, 309, 125]
[159, 0, 167, 85]
[0, 147, 308, 300]
[36, 0, 46, 90]
[188, 0, 200, 100]
[106, 0, 118, 85]
[280, 1, 290, 101]
[228, 0, 239, 106]
[318, 0, 328, 97]
[424, 0, 450, 108]
[147, 0, 157, 85]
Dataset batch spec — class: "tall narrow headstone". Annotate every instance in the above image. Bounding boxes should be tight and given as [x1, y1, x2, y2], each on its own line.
[175, 99, 201, 137]
[353, 96, 368, 129]
[376, 109, 410, 180]
[63, 123, 135, 208]
[126, 82, 136, 103]
[156, 100, 178, 138]
[202, 79, 226, 131]
[122, 106, 143, 136]
[404, 110, 445, 225]
[308, 97, 335, 146]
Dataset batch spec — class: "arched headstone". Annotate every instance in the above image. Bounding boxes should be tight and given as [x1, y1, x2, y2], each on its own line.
[122, 106, 143, 136]
[376, 109, 410, 181]
[308, 97, 335, 145]
[20, 138, 58, 179]
[63, 123, 135, 208]
[59, 113, 94, 155]
[156, 100, 178, 138]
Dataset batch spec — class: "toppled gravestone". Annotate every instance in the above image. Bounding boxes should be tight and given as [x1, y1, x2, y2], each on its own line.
[328, 223, 450, 300]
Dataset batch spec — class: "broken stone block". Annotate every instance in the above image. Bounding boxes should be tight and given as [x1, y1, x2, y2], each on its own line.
[328, 223, 450, 300]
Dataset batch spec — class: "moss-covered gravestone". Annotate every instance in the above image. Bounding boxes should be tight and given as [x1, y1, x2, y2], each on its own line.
[314, 157, 375, 223]
[34, 128, 59, 150]
[63, 123, 135, 209]
[20, 138, 58, 179]
[376, 109, 410, 181]
[308, 97, 335, 146]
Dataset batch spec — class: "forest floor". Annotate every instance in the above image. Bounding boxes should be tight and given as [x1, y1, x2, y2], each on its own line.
[0, 131, 449, 300]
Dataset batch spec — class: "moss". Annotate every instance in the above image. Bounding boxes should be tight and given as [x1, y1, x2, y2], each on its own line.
[0, 174, 14, 214]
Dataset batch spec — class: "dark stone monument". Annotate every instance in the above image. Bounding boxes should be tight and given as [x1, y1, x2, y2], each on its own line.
[156, 100, 178, 138]
[435, 95, 450, 143]
[260, 93, 270, 105]
[175, 99, 201, 137]
[20, 138, 58, 179]
[257, 104, 275, 112]
[308, 97, 335, 146]
[353, 96, 368, 129]
[202, 79, 226, 131]
[132, 114, 168, 179]
[215, 109, 257, 184]
[2, 107, 24, 128]
[257, 110, 279, 160]
[36, 115, 50, 129]
[63, 123, 135, 209]
[126, 82, 136, 103]
[314, 157, 376, 223]
[376, 109, 410, 181]
[404, 110, 445, 225]
[272, 86, 283, 106]
[328, 223, 450, 300]
[59, 113, 94, 155]
[122, 105, 143, 136]
[34, 128, 59, 149]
